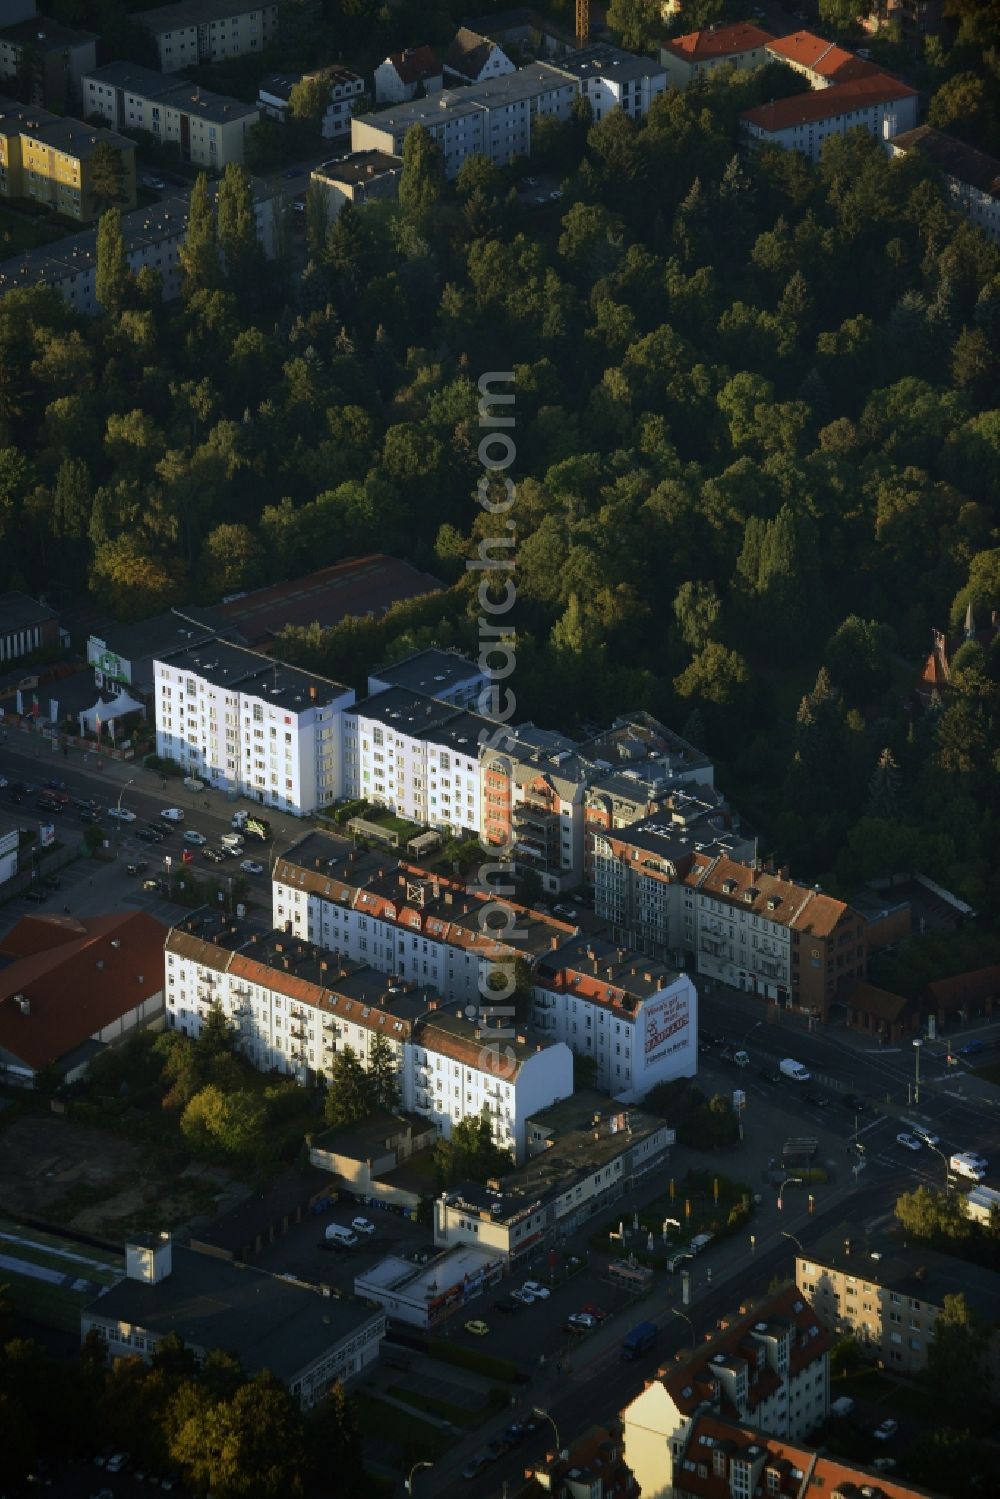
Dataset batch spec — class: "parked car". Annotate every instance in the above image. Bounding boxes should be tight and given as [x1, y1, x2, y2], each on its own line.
[493, 1296, 518, 1314]
[959, 1039, 985, 1057]
[107, 806, 136, 822]
[522, 1279, 550, 1299]
[135, 829, 158, 842]
[567, 1312, 597, 1332]
[462, 1456, 489, 1480]
[580, 1302, 608, 1321]
[141, 878, 161, 891]
[183, 830, 207, 845]
[126, 861, 149, 876]
[140, 174, 165, 190]
[464, 1319, 490, 1337]
[510, 1288, 535, 1306]
[240, 859, 264, 875]
[552, 903, 577, 919]
[160, 808, 184, 822]
[874, 1418, 898, 1441]
[351, 1216, 376, 1236]
[896, 1132, 922, 1152]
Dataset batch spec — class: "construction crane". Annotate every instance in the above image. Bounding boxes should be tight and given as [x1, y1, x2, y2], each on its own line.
[576, 0, 589, 48]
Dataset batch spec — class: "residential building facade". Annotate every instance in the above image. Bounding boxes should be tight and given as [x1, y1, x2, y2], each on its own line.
[83, 62, 259, 169]
[154, 641, 354, 816]
[622, 1285, 832, 1499]
[443, 27, 516, 85]
[0, 96, 137, 221]
[555, 43, 667, 121]
[310, 150, 403, 218]
[594, 824, 866, 1019]
[740, 74, 918, 160]
[373, 46, 442, 105]
[0, 12, 96, 111]
[764, 31, 885, 88]
[660, 22, 773, 89]
[887, 124, 1000, 244]
[258, 65, 364, 139]
[134, 0, 281, 73]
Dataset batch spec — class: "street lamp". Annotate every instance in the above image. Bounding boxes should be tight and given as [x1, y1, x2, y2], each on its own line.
[671, 1306, 696, 1350]
[115, 777, 135, 848]
[742, 1019, 763, 1048]
[780, 1229, 805, 1254]
[777, 1176, 802, 1211]
[534, 1406, 566, 1458]
[912, 1038, 922, 1106]
[924, 1139, 951, 1188]
[405, 1460, 433, 1494]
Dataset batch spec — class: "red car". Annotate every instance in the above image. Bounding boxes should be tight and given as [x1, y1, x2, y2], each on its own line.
[580, 1302, 608, 1322]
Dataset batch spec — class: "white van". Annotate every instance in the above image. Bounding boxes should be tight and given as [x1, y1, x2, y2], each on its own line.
[220, 832, 244, 851]
[325, 1223, 360, 1246]
[779, 1058, 811, 1083]
[950, 1152, 987, 1182]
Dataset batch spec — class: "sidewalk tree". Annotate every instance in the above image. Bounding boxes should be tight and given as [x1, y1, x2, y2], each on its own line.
[89, 142, 128, 214]
[95, 209, 132, 315]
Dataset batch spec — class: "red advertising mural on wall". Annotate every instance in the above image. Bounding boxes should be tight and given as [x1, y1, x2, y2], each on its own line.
[643, 987, 690, 1063]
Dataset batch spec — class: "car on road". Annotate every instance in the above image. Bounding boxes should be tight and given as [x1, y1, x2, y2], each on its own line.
[126, 861, 149, 876]
[567, 1312, 597, 1332]
[140, 174, 165, 190]
[840, 1093, 867, 1113]
[45, 778, 68, 792]
[135, 828, 159, 842]
[464, 1319, 490, 1336]
[804, 1090, 830, 1108]
[874, 1418, 898, 1441]
[78, 807, 98, 821]
[910, 1124, 940, 1147]
[202, 847, 224, 863]
[74, 797, 98, 812]
[141, 877, 161, 891]
[0, 775, 6, 787]
[959, 1039, 985, 1056]
[503, 1422, 526, 1444]
[161, 808, 184, 822]
[522, 1279, 550, 1299]
[896, 1132, 922, 1151]
[240, 859, 264, 875]
[511, 1287, 535, 1306]
[665, 1251, 694, 1273]
[183, 830, 207, 845]
[351, 1216, 376, 1236]
[462, 1455, 489, 1480]
[107, 806, 136, 821]
[35, 796, 63, 813]
[553, 903, 576, 919]
[581, 1302, 607, 1321]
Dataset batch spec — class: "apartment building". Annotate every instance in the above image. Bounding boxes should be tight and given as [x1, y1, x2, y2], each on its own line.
[310, 149, 403, 220]
[740, 73, 918, 161]
[531, 935, 697, 1099]
[556, 42, 666, 121]
[353, 62, 577, 177]
[0, 96, 136, 221]
[764, 31, 885, 88]
[164, 910, 573, 1160]
[622, 1284, 832, 1496]
[258, 66, 364, 139]
[154, 640, 354, 816]
[888, 124, 1000, 244]
[368, 647, 487, 708]
[594, 823, 866, 1019]
[660, 22, 773, 89]
[373, 46, 442, 105]
[0, 10, 96, 112]
[272, 829, 579, 1013]
[83, 62, 259, 170]
[795, 1223, 1000, 1389]
[434, 1090, 674, 1263]
[134, 0, 281, 73]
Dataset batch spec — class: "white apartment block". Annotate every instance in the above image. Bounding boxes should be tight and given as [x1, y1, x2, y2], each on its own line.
[888, 124, 1000, 244]
[367, 647, 487, 708]
[84, 62, 259, 170]
[165, 912, 573, 1161]
[531, 937, 697, 1101]
[272, 831, 579, 1014]
[154, 641, 354, 817]
[740, 74, 918, 162]
[623, 1286, 832, 1499]
[353, 62, 576, 178]
[135, 0, 280, 72]
[555, 43, 667, 122]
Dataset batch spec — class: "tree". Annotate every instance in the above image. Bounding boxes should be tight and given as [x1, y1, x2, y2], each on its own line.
[95, 209, 132, 315]
[818, 0, 862, 33]
[198, 523, 265, 600]
[287, 71, 331, 126]
[866, 748, 902, 820]
[607, 0, 660, 51]
[433, 1109, 514, 1188]
[673, 580, 721, 652]
[927, 73, 990, 147]
[216, 164, 261, 301]
[180, 1086, 266, 1159]
[923, 1292, 991, 1423]
[367, 1033, 400, 1113]
[398, 124, 443, 220]
[323, 1046, 373, 1128]
[179, 174, 220, 300]
[89, 141, 127, 214]
[674, 642, 751, 709]
[169, 1372, 305, 1499]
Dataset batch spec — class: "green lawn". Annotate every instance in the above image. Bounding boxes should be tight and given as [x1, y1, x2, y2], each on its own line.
[354, 1392, 451, 1461]
[1, 1267, 94, 1334]
[388, 1384, 483, 1427]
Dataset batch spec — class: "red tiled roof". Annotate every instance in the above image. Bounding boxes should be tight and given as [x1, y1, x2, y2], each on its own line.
[385, 45, 440, 85]
[766, 30, 883, 83]
[741, 72, 916, 132]
[664, 21, 773, 60]
[0, 911, 168, 1070]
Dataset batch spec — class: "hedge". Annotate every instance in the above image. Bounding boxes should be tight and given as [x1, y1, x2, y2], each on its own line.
[427, 1339, 519, 1383]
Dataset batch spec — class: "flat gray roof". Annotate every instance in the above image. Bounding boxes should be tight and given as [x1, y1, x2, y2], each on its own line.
[555, 42, 667, 83]
[0, 18, 96, 50]
[372, 648, 481, 695]
[0, 591, 58, 633]
[92, 605, 233, 664]
[134, 0, 276, 33]
[366, 61, 573, 133]
[85, 62, 259, 124]
[159, 638, 350, 709]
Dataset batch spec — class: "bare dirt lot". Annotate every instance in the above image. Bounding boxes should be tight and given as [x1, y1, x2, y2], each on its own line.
[0, 1113, 239, 1238]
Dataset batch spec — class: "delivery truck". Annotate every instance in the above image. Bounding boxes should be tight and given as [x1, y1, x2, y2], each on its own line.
[620, 1321, 658, 1360]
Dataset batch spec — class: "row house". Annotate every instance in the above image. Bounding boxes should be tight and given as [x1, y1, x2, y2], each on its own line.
[154, 640, 353, 816]
[272, 829, 578, 1013]
[164, 910, 572, 1160]
[594, 821, 866, 1019]
[622, 1285, 832, 1499]
[531, 935, 697, 1100]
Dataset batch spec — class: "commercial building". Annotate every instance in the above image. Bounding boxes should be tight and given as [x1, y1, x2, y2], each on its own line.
[354, 62, 577, 177]
[0, 591, 60, 663]
[740, 73, 918, 160]
[795, 1222, 1000, 1388]
[622, 1284, 832, 1496]
[272, 828, 579, 1013]
[82, 1231, 384, 1406]
[764, 31, 885, 88]
[257, 65, 364, 139]
[887, 124, 1000, 244]
[214, 556, 440, 650]
[0, 96, 137, 221]
[165, 909, 574, 1161]
[0, 911, 167, 1088]
[154, 639, 353, 815]
[434, 1090, 674, 1263]
[134, 0, 281, 73]
[373, 45, 443, 105]
[660, 22, 773, 89]
[83, 62, 259, 170]
[594, 824, 866, 1019]
[354, 1244, 502, 1328]
[0, 9, 96, 111]
[552, 42, 666, 122]
[310, 149, 403, 218]
[443, 26, 516, 85]
[531, 935, 697, 1099]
